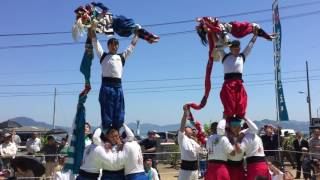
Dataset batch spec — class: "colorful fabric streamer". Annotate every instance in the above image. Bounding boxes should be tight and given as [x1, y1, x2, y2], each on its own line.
[72, 2, 159, 43]
[63, 37, 93, 174]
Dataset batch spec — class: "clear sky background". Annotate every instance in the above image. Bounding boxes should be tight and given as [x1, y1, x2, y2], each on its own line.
[1, 0, 320, 128]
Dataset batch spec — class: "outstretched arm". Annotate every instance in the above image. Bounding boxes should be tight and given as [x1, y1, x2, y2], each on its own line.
[88, 25, 104, 59]
[122, 34, 139, 60]
[180, 105, 190, 133]
[242, 29, 258, 58]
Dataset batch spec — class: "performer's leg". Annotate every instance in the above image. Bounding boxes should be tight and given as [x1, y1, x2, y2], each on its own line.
[113, 87, 125, 130]
[99, 86, 115, 130]
[235, 81, 247, 119]
[220, 81, 236, 118]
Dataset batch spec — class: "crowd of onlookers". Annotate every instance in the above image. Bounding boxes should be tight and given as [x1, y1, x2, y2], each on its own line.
[258, 124, 320, 179]
[0, 128, 69, 179]
[1, 123, 320, 180]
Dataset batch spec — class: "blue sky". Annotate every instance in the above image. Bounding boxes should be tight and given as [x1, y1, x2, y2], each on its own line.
[1, 0, 320, 127]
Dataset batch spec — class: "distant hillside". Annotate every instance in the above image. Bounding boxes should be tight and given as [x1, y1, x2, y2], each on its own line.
[5, 117, 67, 130]
[128, 119, 310, 135]
[2, 117, 310, 135]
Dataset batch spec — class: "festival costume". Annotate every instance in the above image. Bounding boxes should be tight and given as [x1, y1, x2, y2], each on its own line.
[219, 37, 254, 119]
[73, 3, 159, 44]
[226, 118, 258, 180]
[178, 131, 200, 180]
[205, 133, 234, 180]
[122, 124, 148, 180]
[240, 133, 271, 180]
[92, 36, 138, 130]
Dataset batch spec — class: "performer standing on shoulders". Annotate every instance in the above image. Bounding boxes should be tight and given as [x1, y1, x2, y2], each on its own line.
[219, 29, 258, 120]
[88, 24, 139, 131]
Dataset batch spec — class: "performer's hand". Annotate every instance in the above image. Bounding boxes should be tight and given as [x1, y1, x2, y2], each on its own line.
[117, 143, 124, 151]
[183, 105, 190, 115]
[104, 142, 112, 151]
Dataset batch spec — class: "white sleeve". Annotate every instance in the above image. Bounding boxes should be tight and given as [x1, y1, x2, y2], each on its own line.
[246, 118, 258, 134]
[96, 146, 125, 170]
[122, 36, 138, 60]
[92, 38, 104, 59]
[240, 136, 249, 153]
[242, 41, 254, 58]
[221, 136, 234, 154]
[152, 168, 160, 180]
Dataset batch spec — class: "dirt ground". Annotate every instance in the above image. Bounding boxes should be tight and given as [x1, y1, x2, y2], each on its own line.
[157, 163, 305, 180]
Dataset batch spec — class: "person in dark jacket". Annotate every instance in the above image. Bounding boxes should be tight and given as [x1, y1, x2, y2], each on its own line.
[261, 124, 279, 161]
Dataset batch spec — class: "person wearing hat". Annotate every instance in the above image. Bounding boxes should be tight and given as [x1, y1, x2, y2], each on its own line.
[300, 147, 312, 180]
[139, 130, 158, 169]
[219, 28, 258, 121]
[205, 118, 240, 180]
[0, 132, 17, 169]
[177, 105, 201, 180]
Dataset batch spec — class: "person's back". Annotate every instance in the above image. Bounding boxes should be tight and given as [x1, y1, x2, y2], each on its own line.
[124, 141, 144, 175]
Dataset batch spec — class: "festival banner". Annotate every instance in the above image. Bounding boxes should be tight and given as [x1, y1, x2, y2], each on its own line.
[273, 0, 289, 121]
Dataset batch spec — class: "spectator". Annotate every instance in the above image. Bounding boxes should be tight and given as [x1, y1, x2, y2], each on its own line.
[25, 132, 41, 155]
[57, 137, 69, 155]
[10, 128, 21, 146]
[144, 157, 159, 180]
[140, 130, 158, 168]
[301, 147, 312, 180]
[0, 133, 17, 169]
[210, 122, 218, 135]
[293, 131, 309, 179]
[84, 122, 92, 147]
[309, 129, 320, 160]
[281, 131, 295, 168]
[261, 124, 279, 161]
[41, 136, 58, 177]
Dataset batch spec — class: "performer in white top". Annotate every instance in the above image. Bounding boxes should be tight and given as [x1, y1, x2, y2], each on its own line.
[77, 128, 125, 180]
[205, 119, 239, 180]
[121, 124, 148, 180]
[239, 125, 271, 180]
[219, 29, 258, 121]
[88, 25, 139, 131]
[178, 105, 201, 180]
[226, 117, 258, 180]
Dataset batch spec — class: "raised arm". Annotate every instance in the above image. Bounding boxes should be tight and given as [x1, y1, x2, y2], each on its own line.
[88, 26, 104, 59]
[242, 30, 258, 58]
[244, 117, 258, 134]
[180, 105, 190, 133]
[122, 34, 139, 60]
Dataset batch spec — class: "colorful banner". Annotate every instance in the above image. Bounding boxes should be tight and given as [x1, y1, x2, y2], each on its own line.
[273, 0, 289, 121]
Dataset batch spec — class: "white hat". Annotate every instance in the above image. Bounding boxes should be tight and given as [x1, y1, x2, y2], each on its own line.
[217, 119, 226, 135]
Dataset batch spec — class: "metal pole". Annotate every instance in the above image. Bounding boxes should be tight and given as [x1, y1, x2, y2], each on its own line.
[306, 61, 312, 128]
[52, 88, 56, 129]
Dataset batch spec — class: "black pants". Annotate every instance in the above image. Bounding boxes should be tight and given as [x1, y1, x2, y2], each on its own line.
[296, 154, 302, 178]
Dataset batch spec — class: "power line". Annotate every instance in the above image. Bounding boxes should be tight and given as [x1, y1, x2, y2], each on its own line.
[0, 75, 319, 97]
[1, 8, 319, 50]
[1, 0, 319, 37]
[1, 69, 320, 87]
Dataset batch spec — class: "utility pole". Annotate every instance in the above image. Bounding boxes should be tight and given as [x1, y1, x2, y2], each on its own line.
[52, 88, 56, 129]
[306, 61, 312, 128]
